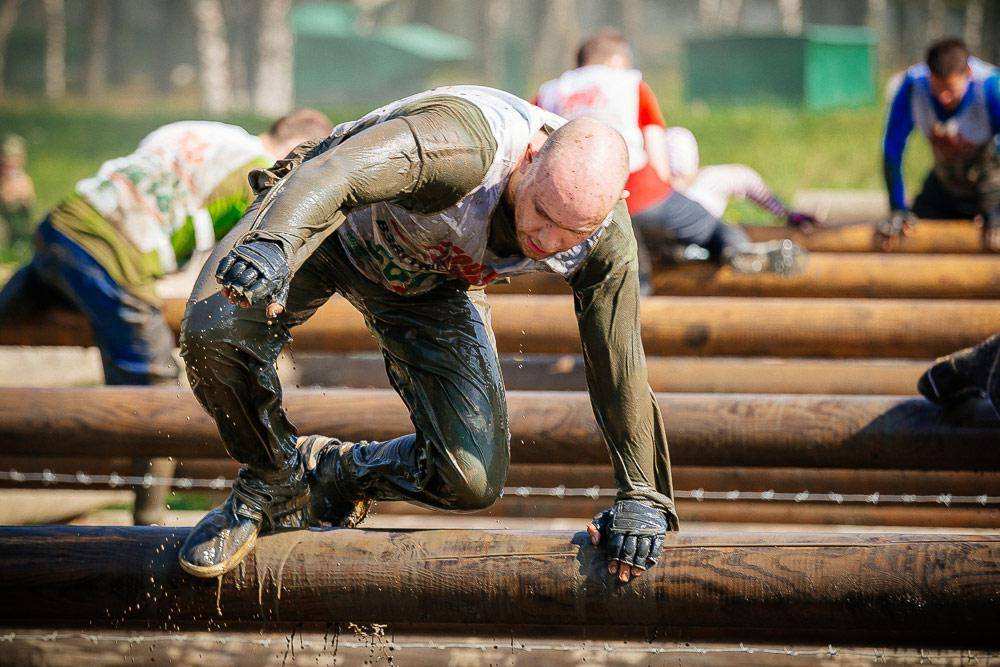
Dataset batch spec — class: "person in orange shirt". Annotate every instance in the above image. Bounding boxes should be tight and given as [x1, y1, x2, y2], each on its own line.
[535, 29, 806, 293]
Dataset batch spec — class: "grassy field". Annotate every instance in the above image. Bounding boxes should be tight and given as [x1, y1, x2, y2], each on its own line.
[0, 94, 932, 265]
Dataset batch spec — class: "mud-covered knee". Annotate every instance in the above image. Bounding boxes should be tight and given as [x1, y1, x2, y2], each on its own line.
[446, 450, 506, 511]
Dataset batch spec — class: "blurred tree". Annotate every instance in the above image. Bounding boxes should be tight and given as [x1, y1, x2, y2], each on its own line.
[926, 0, 946, 40]
[85, 0, 110, 97]
[964, 0, 983, 53]
[43, 0, 65, 99]
[191, 0, 232, 114]
[778, 0, 803, 32]
[483, 0, 509, 88]
[253, 0, 292, 116]
[0, 0, 19, 99]
[530, 0, 579, 85]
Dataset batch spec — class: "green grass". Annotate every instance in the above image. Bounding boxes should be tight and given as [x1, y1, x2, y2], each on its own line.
[0, 95, 933, 264]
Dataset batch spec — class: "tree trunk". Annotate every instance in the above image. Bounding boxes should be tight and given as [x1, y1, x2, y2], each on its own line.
[866, 0, 890, 71]
[530, 0, 578, 86]
[85, 0, 110, 98]
[253, 0, 293, 116]
[0, 0, 19, 99]
[43, 0, 66, 100]
[483, 0, 509, 88]
[191, 0, 232, 115]
[777, 0, 803, 33]
[926, 0, 946, 41]
[963, 0, 984, 54]
[719, 0, 744, 29]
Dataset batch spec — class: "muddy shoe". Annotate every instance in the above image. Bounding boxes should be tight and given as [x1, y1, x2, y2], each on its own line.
[298, 435, 373, 528]
[918, 335, 1000, 410]
[728, 240, 807, 276]
[178, 470, 309, 578]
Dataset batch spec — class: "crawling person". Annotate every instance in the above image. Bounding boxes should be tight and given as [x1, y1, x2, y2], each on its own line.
[663, 127, 818, 232]
[879, 38, 1000, 251]
[918, 334, 1000, 418]
[533, 28, 806, 294]
[0, 110, 332, 387]
[178, 86, 678, 582]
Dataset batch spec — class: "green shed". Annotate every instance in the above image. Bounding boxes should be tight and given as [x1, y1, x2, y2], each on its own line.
[291, 2, 473, 107]
[685, 26, 877, 109]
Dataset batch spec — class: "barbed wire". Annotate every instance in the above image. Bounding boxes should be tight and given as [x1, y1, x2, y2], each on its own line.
[0, 631, 993, 661]
[1, 469, 996, 506]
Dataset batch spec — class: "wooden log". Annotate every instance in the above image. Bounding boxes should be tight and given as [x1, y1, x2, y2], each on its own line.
[0, 526, 997, 645]
[492, 253, 1000, 299]
[4, 458, 996, 498]
[3, 295, 998, 359]
[283, 352, 925, 395]
[0, 490, 131, 525]
[378, 497, 1000, 529]
[6, 632, 979, 667]
[0, 387, 997, 470]
[744, 220, 986, 254]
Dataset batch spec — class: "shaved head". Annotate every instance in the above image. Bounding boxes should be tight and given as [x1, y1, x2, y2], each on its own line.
[510, 118, 629, 259]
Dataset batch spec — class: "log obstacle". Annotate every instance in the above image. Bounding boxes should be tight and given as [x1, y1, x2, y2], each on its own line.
[379, 498, 1000, 529]
[2, 295, 998, 359]
[492, 253, 1000, 299]
[0, 387, 997, 470]
[744, 220, 986, 254]
[0, 526, 997, 645]
[7, 632, 984, 667]
[283, 353, 925, 395]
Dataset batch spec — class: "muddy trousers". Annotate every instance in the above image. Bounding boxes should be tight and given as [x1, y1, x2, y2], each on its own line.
[0, 218, 179, 524]
[181, 232, 510, 512]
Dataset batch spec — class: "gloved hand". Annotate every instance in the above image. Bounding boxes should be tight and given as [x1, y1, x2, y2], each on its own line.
[874, 209, 914, 251]
[786, 211, 818, 233]
[215, 240, 290, 317]
[587, 499, 668, 583]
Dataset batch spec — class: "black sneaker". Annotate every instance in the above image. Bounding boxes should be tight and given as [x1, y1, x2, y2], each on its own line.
[298, 435, 373, 528]
[918, 335, 1000, 411]
[178, 470, 309, 578]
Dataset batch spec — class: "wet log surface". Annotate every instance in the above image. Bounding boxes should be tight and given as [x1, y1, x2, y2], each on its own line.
[0, 526, 997, 645]
[1, 387, 997, 470]
[283, 352, 926, 395]
[491, 253, 1000, 299]
[3, 295, 999, 359]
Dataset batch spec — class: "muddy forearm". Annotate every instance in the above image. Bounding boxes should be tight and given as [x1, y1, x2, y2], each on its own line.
[571, 204, 678, 526]
[243, 118, 423, 265]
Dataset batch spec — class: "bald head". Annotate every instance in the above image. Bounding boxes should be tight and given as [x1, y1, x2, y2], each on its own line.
[510, 117, 629, 259]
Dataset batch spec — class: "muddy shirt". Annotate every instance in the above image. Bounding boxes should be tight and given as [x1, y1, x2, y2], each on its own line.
[243, 86, 677, 520]
[76, 121, 270, 274]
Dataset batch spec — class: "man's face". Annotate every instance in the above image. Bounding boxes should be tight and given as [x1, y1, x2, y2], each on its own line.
[513, 169, 600, 260]
[930, 70, 971, 110]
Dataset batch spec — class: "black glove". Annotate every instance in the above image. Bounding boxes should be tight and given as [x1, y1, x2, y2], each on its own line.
[588, 499, 667, 581]
[874, 209, 914, 251]
[787, 211, 818, 233]
[215, 240, 290, 312]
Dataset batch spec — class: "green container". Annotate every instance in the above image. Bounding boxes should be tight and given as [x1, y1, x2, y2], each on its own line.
[685, 26, 877, 109]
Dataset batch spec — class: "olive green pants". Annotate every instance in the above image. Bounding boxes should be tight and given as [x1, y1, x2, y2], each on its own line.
[181, 223, 509, 511]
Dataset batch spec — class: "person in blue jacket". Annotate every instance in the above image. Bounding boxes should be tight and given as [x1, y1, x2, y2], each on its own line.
[879, 38, 999, 251]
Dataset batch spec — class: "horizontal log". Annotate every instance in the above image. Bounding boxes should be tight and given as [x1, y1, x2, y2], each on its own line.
[0, 490, 131, 525]
[283, 352, 924, 395]
[3, 296, 998, 359]
[491, 253, 1000, 299]
[744, 220, 986, 254]
[379, 497, 1000, 529]
[1, 387, 997, 470]
[3, 458, 997, 498]
[0, 526, 997, 644]
[5, 632, 978, 667]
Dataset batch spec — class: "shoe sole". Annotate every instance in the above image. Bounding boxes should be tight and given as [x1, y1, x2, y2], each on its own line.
[178, 532, 258, 579]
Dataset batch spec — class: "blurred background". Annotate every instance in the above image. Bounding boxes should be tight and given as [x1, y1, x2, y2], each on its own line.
[1, 0, 998, 263]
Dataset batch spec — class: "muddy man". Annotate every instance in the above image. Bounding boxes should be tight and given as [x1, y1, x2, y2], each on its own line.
[179, 86, 678, 582]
